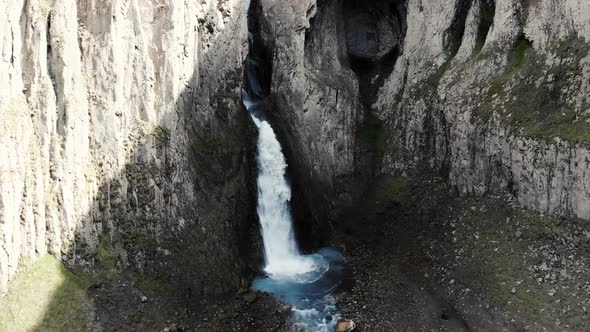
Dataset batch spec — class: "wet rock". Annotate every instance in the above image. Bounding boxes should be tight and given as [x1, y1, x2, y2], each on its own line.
[242, 292, 257, 303]
[279, 304, 292, 312]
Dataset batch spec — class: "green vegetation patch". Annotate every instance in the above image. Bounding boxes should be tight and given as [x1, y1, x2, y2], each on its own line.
[0, 255, 96, 332]
[98, 239, 122, 278]
[190, 134, 219, 174]
[152, 126, 171, 146]
[433, 57, 453, 88]
[528, 217, 563, 240]
[471, 36, 590, 144]
[133, 273, 176, 295]
[125, 230, 159, 257]
[513, 38, 531, 68]
[376, 175, 409, 206]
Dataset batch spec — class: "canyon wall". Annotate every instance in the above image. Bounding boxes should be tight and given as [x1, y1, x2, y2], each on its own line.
[256, 0, 590, 230]
[0, 0, 256, 296]
[3, 0, 590, 298]
[261, 0, 590, 228]
[375, 0, 590, 220]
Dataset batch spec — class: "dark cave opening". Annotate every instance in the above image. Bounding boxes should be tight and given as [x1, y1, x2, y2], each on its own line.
[343, 0, 407, 73]
[341, 0, 408, 194]
[341, 0, 407, 109]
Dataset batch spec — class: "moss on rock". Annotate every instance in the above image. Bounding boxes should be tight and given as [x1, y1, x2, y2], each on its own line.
[375, 175, 409, 209]
[469, 37, 590, 144]
[97, 239, 122, 277]
[152, 126, 171, 147]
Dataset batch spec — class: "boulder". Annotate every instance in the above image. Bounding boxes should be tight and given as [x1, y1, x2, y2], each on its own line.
[336, 318, 356, 332]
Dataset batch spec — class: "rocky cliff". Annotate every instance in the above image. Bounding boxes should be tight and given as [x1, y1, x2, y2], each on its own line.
[3, 0, 590, 303]
[252, 0, 360, 242]
[0, 0, 256, 296]
[376, 0, 590, 221]
[254, 0, 590, 234]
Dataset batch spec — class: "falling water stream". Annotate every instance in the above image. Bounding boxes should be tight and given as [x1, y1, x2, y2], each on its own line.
[242, 27, 347, 331]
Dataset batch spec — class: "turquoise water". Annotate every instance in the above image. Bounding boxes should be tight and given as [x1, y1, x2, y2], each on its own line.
[252, 248, 347, 332]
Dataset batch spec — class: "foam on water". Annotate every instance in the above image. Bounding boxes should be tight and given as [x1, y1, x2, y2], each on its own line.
[252, 248, 346, 331]
[253, 118, 319, 278]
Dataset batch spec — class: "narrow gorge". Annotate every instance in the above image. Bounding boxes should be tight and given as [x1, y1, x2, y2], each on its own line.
[1, 0, 590, 331]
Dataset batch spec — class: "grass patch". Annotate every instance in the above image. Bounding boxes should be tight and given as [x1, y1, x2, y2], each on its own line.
[98, 240, 121, 277]
[0, 255, 95, 332]
[376, 175, 409, 205]
[450, 197, 589, 331]
[134, 274, 176, 295]
[455, 203, 560, 328]
[513, 38, 531, 68]
[522, 107, 590, 143]
[190, 134, 217, 172]
[528, 217, 563, 240]
[125, 230, 159, 256]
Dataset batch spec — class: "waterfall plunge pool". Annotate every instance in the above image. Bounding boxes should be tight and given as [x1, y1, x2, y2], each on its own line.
[252, 248, 347, 331]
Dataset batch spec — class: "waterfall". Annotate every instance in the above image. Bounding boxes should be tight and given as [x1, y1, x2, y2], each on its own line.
[242, 8, 348, 329]
[250, 115, 316, 278]
[244, 94, 347, 332]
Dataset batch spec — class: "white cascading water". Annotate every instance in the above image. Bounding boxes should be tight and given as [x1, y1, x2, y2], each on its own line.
[244, 15, 347, 330]
[251, 115, 317, 279]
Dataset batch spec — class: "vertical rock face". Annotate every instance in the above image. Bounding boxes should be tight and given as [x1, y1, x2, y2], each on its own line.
[255, 0, 590, 230]
[253, 0, 406, 235]
[0, 0, 256, 296]
[375, 0, 590, 220]
[254, 0, 359, 238]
